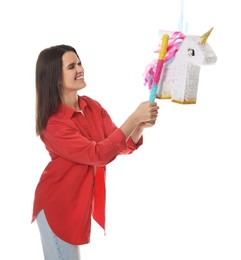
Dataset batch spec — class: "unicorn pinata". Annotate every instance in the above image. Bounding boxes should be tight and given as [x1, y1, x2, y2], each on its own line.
[144, 28, 217, 104]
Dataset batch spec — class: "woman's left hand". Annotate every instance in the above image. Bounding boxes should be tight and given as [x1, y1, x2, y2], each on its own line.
[138, 120, 157, 129]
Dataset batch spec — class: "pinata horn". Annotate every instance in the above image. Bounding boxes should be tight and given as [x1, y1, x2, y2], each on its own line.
[199, 27, 214, 44]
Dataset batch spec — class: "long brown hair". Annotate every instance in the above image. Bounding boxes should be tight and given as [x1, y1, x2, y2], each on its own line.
[35, 44, 79, 135]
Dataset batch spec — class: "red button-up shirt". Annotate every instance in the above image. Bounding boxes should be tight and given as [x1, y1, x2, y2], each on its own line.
[32, 96, 143, 245]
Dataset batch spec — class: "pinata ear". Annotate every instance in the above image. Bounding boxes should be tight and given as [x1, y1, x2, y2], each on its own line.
[199, 27, 213, 44]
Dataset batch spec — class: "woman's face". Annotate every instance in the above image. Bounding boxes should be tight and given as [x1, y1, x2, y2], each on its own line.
[61, 51, 86, 93]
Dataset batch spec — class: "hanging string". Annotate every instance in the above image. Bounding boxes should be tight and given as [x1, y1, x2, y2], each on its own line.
[178, 0, 188, 33]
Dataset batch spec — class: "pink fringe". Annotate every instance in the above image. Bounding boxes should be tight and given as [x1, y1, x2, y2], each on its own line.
[144, 31, 186, 89]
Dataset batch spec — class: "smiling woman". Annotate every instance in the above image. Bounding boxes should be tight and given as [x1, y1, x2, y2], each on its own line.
[61, 51, 86, 109]
[0, 0, 239, 259]
[32, 44, 159, 260]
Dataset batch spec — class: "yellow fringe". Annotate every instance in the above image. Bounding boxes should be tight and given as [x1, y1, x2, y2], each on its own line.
[172, 99, 196, 104]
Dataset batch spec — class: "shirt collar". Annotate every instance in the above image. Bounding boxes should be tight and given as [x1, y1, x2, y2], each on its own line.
[56, 96, 88, 119]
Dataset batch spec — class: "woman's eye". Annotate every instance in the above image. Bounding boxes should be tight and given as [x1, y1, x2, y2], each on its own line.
[67, 62, 82, 70]
[188, 48, 195, 56]
[67, 64, 75, 70]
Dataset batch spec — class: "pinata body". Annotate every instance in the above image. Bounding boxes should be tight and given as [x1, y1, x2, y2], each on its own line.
[145, 28, 217, 104]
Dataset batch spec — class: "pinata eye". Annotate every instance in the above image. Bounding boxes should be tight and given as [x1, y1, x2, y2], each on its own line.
[188, 48, 195, 56]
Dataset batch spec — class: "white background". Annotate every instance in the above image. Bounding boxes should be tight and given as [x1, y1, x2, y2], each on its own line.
[0, 0, 240, 259]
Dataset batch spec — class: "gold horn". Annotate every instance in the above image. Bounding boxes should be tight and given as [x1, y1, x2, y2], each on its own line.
[199, 27, 214, 44]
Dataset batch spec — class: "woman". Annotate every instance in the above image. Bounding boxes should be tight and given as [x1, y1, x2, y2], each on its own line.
[32, 44, 159, 260]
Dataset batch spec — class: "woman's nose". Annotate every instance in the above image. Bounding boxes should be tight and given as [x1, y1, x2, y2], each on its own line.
[77, 65, 84, 73]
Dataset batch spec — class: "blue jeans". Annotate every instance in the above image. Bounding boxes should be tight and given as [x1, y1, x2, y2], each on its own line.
[36, 210, 81, 260]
